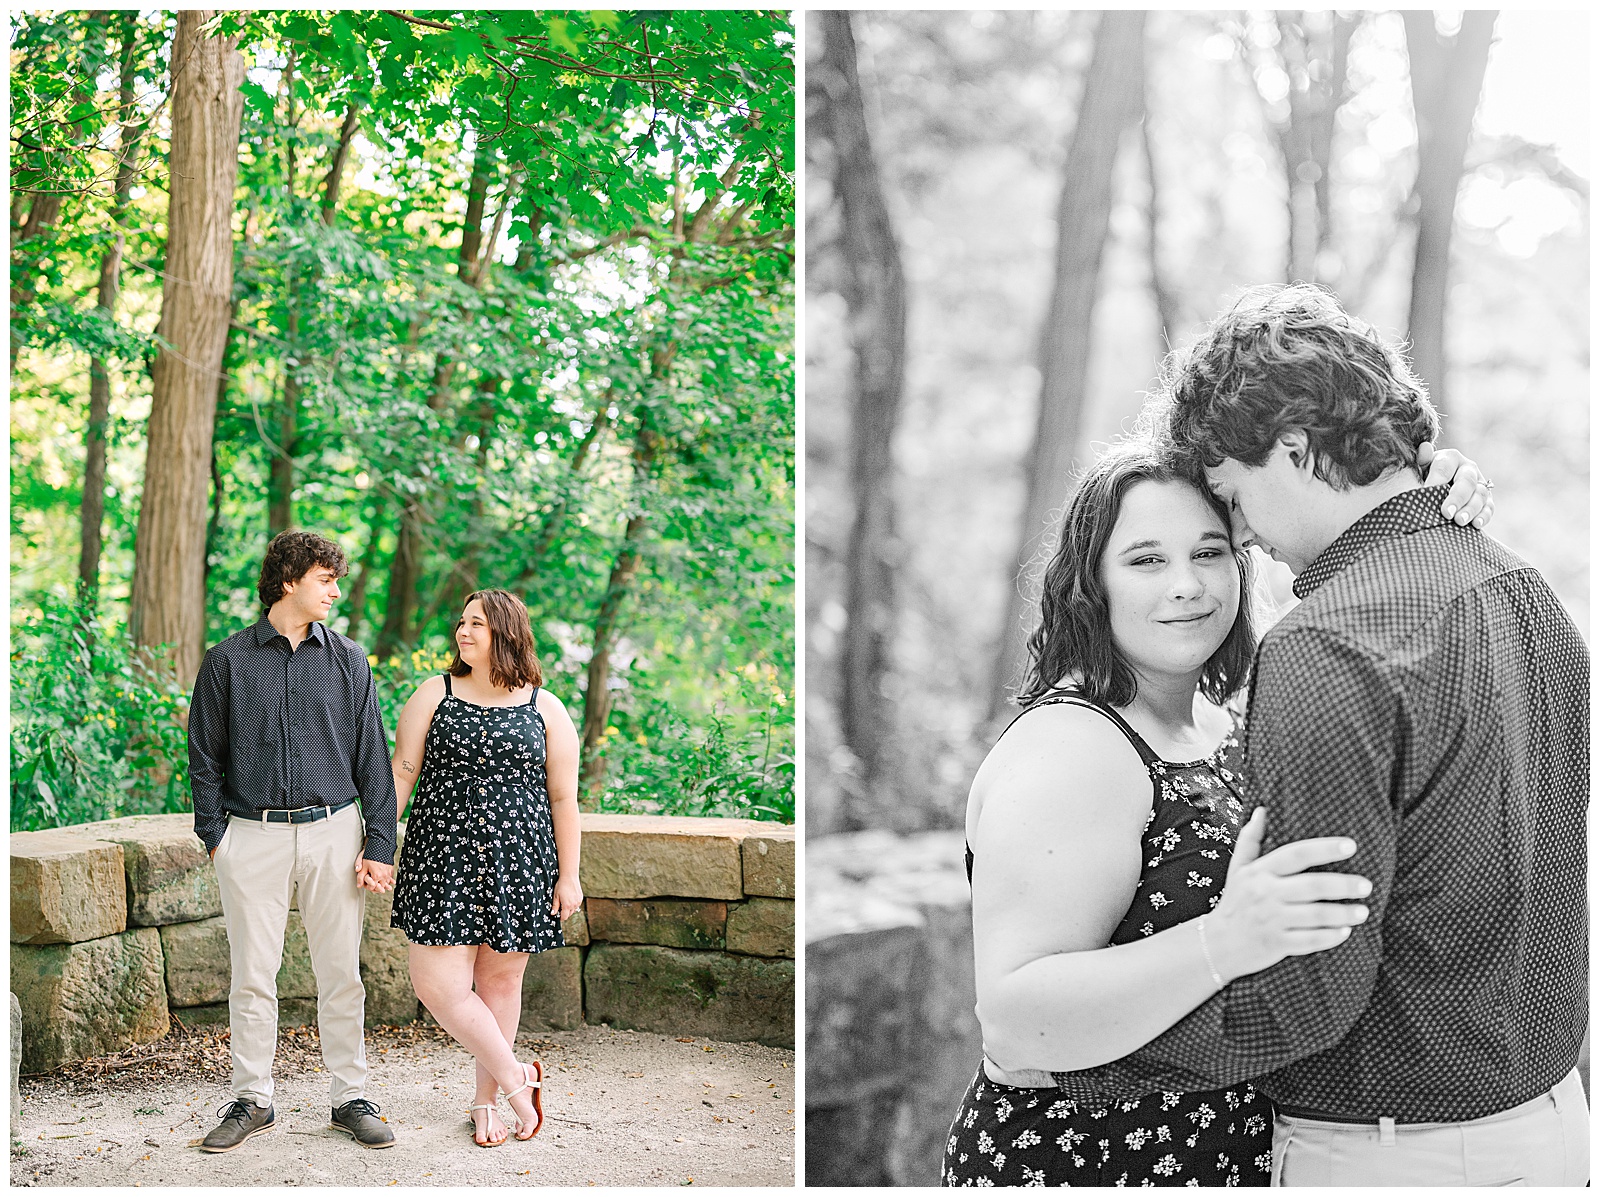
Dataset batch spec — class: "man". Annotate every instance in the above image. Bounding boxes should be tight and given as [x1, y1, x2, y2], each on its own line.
[1052, 285, 1589, 1186]
[189, 530, 399, 1152]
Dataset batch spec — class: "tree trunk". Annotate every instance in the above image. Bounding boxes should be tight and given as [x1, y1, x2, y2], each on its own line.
[813, 11, 909, 822]
[1403, 10, 1496, 416]
[1140, 112, 1180, 351]
[341, 500, 385, 645]
[579, 512, 647, 802]
[373, 144, 495, 659]
[268, 55, 300, 538]
[320, 102, 360, 226]
[990, 11, 1146, 723]
[129, 11, 244, 687]
[1272, 12, 1358, 286]
[81, 12, 145, 612]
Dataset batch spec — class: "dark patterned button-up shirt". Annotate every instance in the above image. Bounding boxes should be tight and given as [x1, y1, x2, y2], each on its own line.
[189, 615, 399, 865]
[1050, 486, 1588, 1122]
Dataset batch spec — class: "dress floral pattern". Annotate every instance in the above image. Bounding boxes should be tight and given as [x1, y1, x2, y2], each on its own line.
[943, 690, 1271, 1187]
[392, 675, 565, 955]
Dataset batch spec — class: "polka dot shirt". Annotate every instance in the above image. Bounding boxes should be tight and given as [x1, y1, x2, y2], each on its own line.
[1048, 486, 1589, 1123]
[189, 615, 400, 864]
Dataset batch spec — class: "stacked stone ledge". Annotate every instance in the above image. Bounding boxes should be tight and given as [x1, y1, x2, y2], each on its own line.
[11, 811, 794, 1074]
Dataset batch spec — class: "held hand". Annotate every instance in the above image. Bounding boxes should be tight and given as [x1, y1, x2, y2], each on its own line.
[1204, 808, 1372, 984]
[550, 875, 583, 921]
[1418, 441, 1495, 529]
[355, 858, 396, 893]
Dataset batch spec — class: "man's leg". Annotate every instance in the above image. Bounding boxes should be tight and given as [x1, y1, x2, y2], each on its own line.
[293, 804, 369, 1108]
[213, 816, 296, 1106]
[469, 948, 530, 1144]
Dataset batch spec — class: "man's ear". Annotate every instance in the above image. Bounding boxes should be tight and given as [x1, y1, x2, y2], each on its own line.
[1279, 429, 1312, 473]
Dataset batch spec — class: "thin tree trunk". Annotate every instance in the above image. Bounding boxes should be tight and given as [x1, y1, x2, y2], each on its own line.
[342, 499, 385, 644]
[813, 11, 909, 821]
[1272, 12, 1358, 286]
[320, 102, 360, 226]
[374, 142, 495, 658]
[81, 12, 145, 611]
[578, 511, 648, 802]
[1140, 112, 1180, 351]
[512, 401, 612, 588]
[129, 11, 245, 687]
[990, 11, 1146, 723]
[269, 53, 300, 537]
[1403, 10, 1496, 416]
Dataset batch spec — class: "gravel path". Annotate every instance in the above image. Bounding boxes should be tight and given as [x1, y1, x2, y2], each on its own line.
[10, 1022, 795, 1187]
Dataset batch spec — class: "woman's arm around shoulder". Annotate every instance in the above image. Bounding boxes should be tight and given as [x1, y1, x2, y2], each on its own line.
[537, 688, 583, 921]
[391, 674, 448, 819]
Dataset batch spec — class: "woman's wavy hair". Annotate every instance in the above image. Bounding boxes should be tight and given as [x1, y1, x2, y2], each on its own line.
[257, 531, 348, 608]
[1017, 439, 1256, 709]
[1163, 283, 1440, 488]
[448, 589, 544, 690]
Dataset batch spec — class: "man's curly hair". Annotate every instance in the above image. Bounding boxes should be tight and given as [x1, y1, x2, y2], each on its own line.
[257, 531, 348, 608]
[1162, 283, 1440, 489]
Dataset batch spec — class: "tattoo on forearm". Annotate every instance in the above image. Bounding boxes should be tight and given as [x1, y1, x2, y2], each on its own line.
[402, 760, 415, 774]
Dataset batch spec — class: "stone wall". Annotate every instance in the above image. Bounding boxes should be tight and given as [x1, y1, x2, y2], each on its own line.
[805, 830, 976, 1187]
[11, 812, 793, 1074]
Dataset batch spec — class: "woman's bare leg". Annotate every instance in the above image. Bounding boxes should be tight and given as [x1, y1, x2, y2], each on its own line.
[471, 948, 532, 1140]
[408, 944, 538, 1135]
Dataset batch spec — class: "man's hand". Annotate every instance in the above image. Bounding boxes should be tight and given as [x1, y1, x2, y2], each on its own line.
[355, 858, 396, 893]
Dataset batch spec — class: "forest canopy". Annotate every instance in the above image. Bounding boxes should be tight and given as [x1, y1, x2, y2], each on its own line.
[11, 10, 796, 831]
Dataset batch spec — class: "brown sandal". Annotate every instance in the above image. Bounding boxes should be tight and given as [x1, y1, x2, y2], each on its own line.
[502, 1061, 543, 1139]
[466, 1103, 506, 1148]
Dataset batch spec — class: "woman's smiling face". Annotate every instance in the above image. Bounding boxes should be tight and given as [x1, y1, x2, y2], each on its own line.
[1100, 479, 1241, 682]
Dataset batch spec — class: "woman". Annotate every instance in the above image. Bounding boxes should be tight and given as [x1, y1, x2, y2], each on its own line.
[389, 589, 583, 1147]
[942, 442, 1490, 1187]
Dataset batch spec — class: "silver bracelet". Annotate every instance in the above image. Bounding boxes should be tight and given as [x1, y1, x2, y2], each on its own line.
[1196, 916, 1225, 989]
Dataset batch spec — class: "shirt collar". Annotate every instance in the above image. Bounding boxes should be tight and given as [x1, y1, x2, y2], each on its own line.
[252, 612, 328, 648]
[1292, 485, 1452, 600]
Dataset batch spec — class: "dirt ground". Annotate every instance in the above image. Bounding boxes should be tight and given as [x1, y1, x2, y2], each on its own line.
[10, 1021, 795, 1187]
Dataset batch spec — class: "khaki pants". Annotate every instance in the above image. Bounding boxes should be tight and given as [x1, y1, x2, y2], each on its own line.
[212, 804, 368, 1108]
[1272, 1068, 1589, 1186]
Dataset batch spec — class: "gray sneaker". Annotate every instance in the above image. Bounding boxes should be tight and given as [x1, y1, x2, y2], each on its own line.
[199, 1099, 276, 1153]
[331, 1098, 396, 1148]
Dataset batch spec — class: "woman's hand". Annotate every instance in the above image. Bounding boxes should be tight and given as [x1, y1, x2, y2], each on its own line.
[550, 874, 583, 922]
[1201, 807, 1372, 983]
[1418, 441, 1495, 529]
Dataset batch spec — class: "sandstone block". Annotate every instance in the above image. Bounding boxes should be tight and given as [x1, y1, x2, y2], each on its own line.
[60, 813, 219, 926]
[584, 944, 792, 1048]
[276, 911, 317, 1000]
[10, 831, 127, 945]
[726, 897, 794, 958]
[176, 998, 318, 1030]
[741, 830, 796, 898]
[805, 924, 929, 1109]
[361, 887, 419, 1026]
[160, 917, 231, 1007]
[562, 906, 589, 946]
[579, 813, 761, 900]
[586, 898, 727, 950]
[519, 946, 584, 1032]
[172, 1002, 230, 1029]
[11, 927, 169, 1072]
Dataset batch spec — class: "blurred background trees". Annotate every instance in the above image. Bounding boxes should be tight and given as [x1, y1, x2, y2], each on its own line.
[806, 9, 1588, 836]
[11, 10, 795, 830]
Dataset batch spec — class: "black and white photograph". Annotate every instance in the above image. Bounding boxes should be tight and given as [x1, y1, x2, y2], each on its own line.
[805, 9, 1588, 1188]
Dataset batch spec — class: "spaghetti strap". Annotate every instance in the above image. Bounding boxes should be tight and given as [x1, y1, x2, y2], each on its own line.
[994, 687, 1161, 768]
[443, 673, 453, 695]
[527, 686, 539, 706]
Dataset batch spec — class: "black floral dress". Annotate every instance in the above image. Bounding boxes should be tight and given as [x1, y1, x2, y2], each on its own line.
[392, 674, 566, 955]
[943, 690, 1272, 1187]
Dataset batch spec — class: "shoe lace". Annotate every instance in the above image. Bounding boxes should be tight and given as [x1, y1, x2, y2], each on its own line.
[216, 1100, 256, 1125]
[339, 1098, 383, 1120]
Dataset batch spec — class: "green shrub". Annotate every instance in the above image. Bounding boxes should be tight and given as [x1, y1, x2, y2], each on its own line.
[10, 598, 191, 831]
